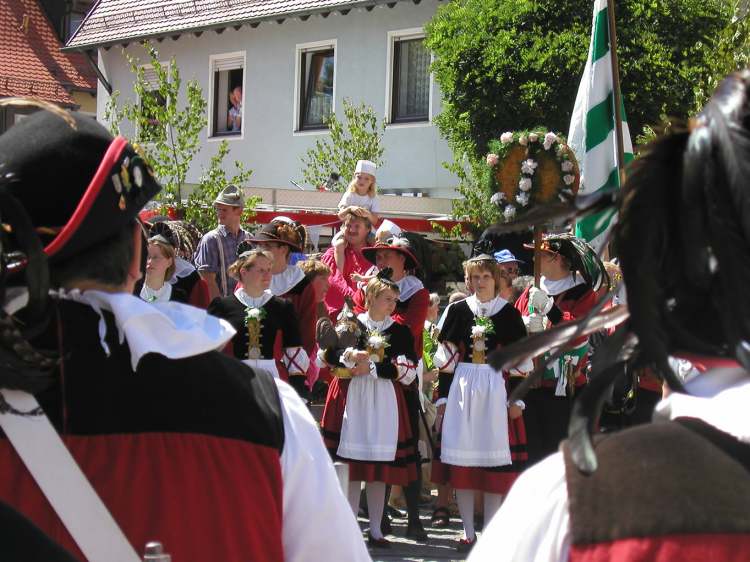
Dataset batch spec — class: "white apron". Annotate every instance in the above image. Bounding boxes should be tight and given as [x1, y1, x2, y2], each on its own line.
[441, 362, 511, 467]
[242, 358, 279, 379]
[338, 375, 399, 462]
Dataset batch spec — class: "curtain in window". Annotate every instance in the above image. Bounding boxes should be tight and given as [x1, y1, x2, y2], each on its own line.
[304, 51, 334, 127]
[396, 39, 430, 120]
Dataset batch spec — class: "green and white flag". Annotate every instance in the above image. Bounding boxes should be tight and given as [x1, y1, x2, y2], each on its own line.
[568, 0, 633, 253]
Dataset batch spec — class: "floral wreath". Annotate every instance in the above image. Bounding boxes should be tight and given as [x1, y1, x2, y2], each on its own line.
[485, 130, 580, 223]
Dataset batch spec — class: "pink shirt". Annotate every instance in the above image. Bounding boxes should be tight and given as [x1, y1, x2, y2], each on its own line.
[321, 245, 372, 316]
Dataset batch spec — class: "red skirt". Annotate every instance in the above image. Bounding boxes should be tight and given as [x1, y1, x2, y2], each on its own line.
[321, 377, 418, 485]
[431, 414, 528, 494]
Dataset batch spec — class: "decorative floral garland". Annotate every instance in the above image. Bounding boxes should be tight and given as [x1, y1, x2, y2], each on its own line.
[485, 129, 579, 223]
[366, 330, 390, 363]
[470, 316, 496, 364]
[245, 306, 267, 360]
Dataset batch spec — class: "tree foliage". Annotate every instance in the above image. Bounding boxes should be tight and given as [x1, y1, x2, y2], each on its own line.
[105, 43, 255, 232]
[425, 0, 731, 160]
[300, 98, 385, 190]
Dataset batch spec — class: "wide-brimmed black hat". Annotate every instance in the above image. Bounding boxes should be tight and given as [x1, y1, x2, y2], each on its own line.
[0, 110, 161, 263]
[524, 233, 608, 291]
[247, 219, 306, 253]
[362, 235, 420, 270]
[148, 220, 201, 260]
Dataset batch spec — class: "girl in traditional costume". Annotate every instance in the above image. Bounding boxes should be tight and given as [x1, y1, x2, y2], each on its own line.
[319, 271, 419, 548]
[207, 249, 309, 380]
[432, 255, 530, 551]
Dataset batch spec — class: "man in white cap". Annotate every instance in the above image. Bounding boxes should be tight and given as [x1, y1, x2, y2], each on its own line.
[194, 185, 250, 300]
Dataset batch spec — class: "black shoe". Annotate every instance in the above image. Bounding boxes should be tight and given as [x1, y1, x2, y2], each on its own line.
[380, 515, 392, 536]
[386, 505, 404, 519]
[367, 533, 391, 549]
[406, 521, 428, 541]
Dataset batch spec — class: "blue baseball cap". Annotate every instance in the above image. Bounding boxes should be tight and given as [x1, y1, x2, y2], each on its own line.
[494, 249, 525, 265]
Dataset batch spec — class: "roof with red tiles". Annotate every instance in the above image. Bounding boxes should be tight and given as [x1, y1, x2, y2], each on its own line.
[66, 0, 409, 50]
[0, 0, 96, 106]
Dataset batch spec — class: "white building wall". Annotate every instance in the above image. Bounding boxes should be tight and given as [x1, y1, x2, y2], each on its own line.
[96, 0, 458, 198]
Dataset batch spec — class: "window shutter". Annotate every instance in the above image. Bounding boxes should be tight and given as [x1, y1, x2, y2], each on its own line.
[213, 56, 244, 72]
[142, 66, 159, 89]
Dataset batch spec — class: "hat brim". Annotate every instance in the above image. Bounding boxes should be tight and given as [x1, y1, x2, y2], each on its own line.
[362, 244, 419, 270]
[522, 242, 556, 253]
[248, 233, 302, 253]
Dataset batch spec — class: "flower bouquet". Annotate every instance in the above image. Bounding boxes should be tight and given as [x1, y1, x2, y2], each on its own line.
[245, 306, 266, 360]
[366, 330, 390, 363]
[471, 316, 496, 364]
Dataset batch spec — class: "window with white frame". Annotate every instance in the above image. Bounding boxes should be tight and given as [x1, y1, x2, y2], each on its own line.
[388, 32, 430, 123]
[139, 65, 167, 143]
[297, 43, 335, 131]
[210, 53, 245, 137]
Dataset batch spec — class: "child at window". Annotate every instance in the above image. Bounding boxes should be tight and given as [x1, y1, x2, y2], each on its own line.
[334, 160, 380, 271]
[227, 85, 242, 132]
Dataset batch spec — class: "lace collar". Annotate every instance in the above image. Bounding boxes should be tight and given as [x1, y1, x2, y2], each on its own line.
[270, 265, 305, 296]
[140, 281, 172, 303]
[540, 273, 585, 296]
[394, 275, 424, 301]
[357, 312, 394, 332]
[55, 289, 235, 371]
[234, 288, 273, 309]
[466, 294, 508, 318]
[169, 257, 196, 284]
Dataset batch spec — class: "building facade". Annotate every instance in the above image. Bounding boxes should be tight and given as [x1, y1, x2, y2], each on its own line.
[67, 0, 459, 198]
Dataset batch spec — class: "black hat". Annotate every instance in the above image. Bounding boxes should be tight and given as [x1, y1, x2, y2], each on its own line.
[524, 233, 608, 292]
[0, 110, 161, 263]
[362, 235, 420, 270]
[247, 219, 305, 253]
[149, 220, 201, 260]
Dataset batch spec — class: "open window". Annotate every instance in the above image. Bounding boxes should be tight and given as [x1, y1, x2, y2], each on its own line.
[209, 52, 245, 137]
[388, 31, 431, 124]
[297, 43, 335, 131]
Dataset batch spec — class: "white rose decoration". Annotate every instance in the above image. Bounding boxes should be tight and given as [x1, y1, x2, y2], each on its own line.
[519, 135, 528, 146]
[543, 132, 558, 150]
[486, 153, 500, 167]
[561, 160, 574, 172]
[500, 132, 514, 144]
[563, 174, 576, 185]
[528, 132, 539, 143]
[491, 192, 506, 206]
[519, 177, 533, 192]
[521, 159, 538, 175]
[516, 192, 530, 207]
[471, 325, 485, 337]
[247, 308, 262, 320]
[503, 205, 516, 220]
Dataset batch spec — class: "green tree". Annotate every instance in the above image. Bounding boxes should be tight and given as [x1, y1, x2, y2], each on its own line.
[425, 0, 731, 160]
[300, 98, 385, 190]
[105, 43, 254, 229]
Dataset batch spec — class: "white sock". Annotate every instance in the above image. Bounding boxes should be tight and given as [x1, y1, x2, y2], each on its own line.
[347, 481, 362, 516]
[484, 492, 504, 522]
[366, 482, 387, 540]
[456, 488, 476, 541]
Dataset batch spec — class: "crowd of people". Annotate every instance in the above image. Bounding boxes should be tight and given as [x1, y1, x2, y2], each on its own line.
[1, 70, 750, 562]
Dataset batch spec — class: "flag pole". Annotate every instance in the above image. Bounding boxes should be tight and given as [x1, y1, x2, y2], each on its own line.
[606, 0, 626, 186]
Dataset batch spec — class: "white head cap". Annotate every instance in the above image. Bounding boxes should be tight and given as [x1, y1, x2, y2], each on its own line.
[355, 160, 377, 177]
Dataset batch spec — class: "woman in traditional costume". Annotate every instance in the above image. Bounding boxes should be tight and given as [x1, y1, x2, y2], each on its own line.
[432, 255, 530, 551]
[319, 272, 419, 548]
[137, 221, 210, 307]
[248, 219, 318, 398]
[207, 249, 309, 381]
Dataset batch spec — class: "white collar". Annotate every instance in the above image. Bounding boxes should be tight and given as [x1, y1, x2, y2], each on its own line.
[357, 312, 394, 332]
[169, 257, 196, 284]
[655, 379, 750, 444]
[234, 288, 273, 309]
[269, 265, 305, 296]
[540, 273, 585, 296]
[55, 289, 235, 371]
[466, 294, 508, 318]
[140, 281, 172, 303]
[394, 275, 424, 301]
